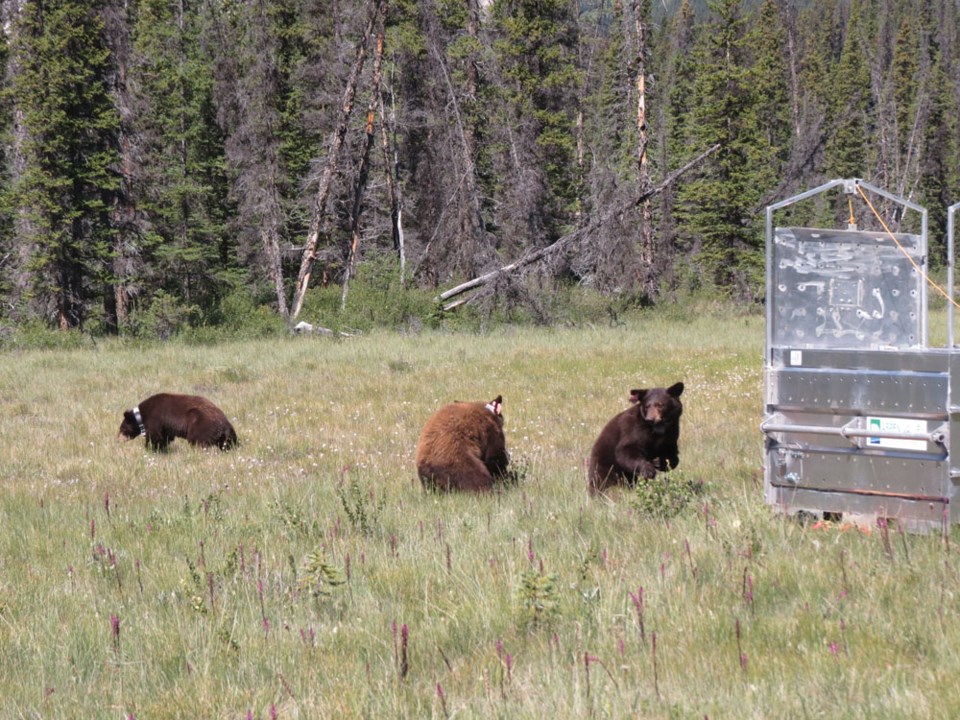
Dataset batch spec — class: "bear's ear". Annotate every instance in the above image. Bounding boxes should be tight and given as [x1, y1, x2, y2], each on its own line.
[123, 409, 135, 422]
[629, 389, 647, 404]
[667, 382, 684, 398]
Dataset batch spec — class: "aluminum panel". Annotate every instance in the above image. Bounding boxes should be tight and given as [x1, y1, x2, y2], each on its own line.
[771, 227, 923, 350]
[769, 347, 949, 374]
[765, 486, 950, 531]
[767, 448, 947, 495]
[768, 367, 947, 417]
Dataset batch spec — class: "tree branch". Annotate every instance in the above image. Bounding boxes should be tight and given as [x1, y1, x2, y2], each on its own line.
[438, 143, 720, 308]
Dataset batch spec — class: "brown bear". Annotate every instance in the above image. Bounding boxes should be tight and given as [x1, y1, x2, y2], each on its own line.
[415, 395, 510, 492]
[119, 393, 238, 451]
[588, 382, 684, 494]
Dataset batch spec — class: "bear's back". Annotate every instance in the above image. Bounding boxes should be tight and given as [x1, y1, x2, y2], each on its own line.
[416, 401, 500, 464]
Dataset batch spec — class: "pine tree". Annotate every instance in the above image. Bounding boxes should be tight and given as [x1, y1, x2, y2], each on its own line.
[10, 0, 120, 329]
[674, 0, 766, 298]
[212, 0, 320, 319]
[489, 0, 581, 248]
[128, 0, 234, 329]
[823, 0, 872, 185]
[658, 0, 697, 291]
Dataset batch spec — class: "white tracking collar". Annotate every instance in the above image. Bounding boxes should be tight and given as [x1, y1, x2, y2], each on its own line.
[132, 406, 146, 436]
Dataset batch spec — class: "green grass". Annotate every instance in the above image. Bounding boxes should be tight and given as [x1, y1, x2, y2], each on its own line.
[0, 310, 956, 718]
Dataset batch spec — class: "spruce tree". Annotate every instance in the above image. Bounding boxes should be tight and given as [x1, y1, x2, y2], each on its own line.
[675, 0, 766, 298]
[128, 0, 234, 328]
[823, 0, 872, 184]
[918, 52, 960, 264]
[212, 0, 319, 318]
[749, 0, 792, 191]
[489, 0, 581, 247]
[0, 23, 14, 315]
[10, 0, 120, 329]
[569, 0, 656, 294]
[659, 0, 697, 291]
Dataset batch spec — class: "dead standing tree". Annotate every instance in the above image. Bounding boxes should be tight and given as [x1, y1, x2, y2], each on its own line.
[633, 0, 656, 300]
[379, 71, 405, 283]
[340, 8, 388, 310]
[289, 0, 387, 321]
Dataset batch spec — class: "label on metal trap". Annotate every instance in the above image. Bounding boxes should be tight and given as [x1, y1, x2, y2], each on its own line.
[867, 416, 927, 451]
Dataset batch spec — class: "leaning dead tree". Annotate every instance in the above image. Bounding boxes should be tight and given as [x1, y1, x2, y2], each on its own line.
[438, 143, 720, 310]
[289, 0, 387, 321]
[340, 9, 387, 310]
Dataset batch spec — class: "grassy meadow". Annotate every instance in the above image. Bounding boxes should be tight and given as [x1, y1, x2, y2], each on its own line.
[1, 310, 958, 718]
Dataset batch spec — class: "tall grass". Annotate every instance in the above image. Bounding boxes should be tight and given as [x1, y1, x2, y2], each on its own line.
[0, 309, 956, 718]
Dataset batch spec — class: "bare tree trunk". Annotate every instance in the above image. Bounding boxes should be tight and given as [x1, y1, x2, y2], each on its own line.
[379, 77, 405, 282]
[290, 0, 385, 320]
[633, 0, 655, 299]
[781, 1, 801, 138]
[426, 36, 486, 278]
[341, 14, 387, 310]
[105, 0, 137, 333]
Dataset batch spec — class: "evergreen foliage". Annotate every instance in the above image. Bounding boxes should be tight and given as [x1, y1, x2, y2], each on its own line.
[677, 0, 767, 298]
[0, 0, 957, 336]
[10, 0, 120, 329]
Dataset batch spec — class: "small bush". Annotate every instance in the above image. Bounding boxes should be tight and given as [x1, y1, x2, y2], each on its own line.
[630, 471, 705, 520]
[336, 474, 386, 537]
[298, 546, 346, 598]
[179, 290, 287, 344]
[517, 567, 561, 630]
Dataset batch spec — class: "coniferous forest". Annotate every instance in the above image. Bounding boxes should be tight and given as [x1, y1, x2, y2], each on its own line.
[0, 0, 958, 335]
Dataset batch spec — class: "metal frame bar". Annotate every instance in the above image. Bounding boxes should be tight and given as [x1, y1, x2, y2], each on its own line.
[760, 417, 948, 446]
[950, 202, 959, 348]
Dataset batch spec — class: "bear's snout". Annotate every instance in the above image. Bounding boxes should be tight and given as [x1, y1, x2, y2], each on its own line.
[644, 406, 665, 424]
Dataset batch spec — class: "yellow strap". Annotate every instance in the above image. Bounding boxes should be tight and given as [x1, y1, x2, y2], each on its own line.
[855, 184, 960, 309]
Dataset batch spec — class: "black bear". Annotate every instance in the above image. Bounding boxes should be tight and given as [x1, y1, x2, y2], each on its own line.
[119, 393, 238, 451]
[588, 382, 684, 494]
[415, 395, 510, 492]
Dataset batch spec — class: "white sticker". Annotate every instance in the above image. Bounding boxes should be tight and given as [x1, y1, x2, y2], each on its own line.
[789, 350, 802, 366]
[867, 417, 928, 451]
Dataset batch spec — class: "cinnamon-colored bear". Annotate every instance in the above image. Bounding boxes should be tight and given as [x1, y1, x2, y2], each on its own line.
[589, 382, 684, 494]
[119, 393, 238, 451]
[415, 395, 509, 491]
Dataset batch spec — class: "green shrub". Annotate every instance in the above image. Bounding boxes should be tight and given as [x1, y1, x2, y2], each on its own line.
[0, 318, 92, 351]
[179, 289, 287, 344]
[630, 470, 705, 520]
[517, 567, 561, 630]
[302, 254, 438, 332]
[129, 290, 200, 340]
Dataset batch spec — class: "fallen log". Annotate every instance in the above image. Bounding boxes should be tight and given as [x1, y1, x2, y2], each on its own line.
[437, 143, 720, 309]
[292, 321, 358, 338]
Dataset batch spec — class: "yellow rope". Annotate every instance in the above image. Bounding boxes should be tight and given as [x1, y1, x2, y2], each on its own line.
[855, 184, 960, 309]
